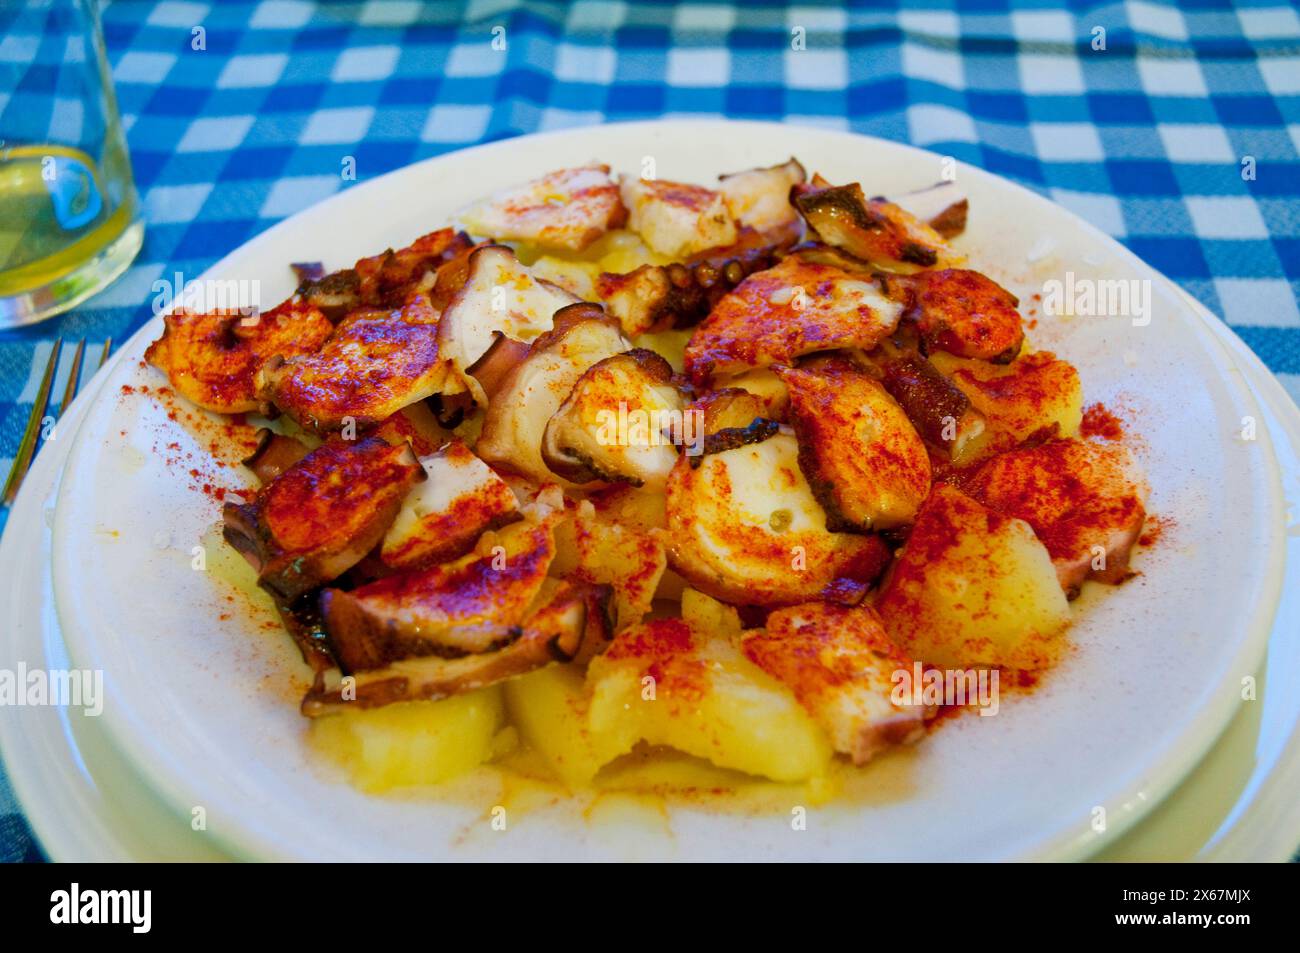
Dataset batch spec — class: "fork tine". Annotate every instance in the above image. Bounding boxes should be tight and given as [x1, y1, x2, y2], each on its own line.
[58, 338, 86, 419]
[2, 338, 63, 507]
[97, 336, 112, 371]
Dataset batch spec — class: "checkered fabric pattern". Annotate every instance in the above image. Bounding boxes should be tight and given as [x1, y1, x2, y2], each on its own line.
[2, 0, 1298, 861]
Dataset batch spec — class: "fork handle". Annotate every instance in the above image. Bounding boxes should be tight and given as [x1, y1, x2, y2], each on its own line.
[2, 339, 64, 507]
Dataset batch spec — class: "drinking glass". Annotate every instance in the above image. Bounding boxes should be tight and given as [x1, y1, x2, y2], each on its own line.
[0, 0, 144, 327]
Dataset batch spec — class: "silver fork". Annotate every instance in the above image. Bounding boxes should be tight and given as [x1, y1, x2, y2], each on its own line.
[2, 337, 112, 507]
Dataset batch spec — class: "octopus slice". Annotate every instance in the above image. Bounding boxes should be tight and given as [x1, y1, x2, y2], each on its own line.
[541, 348, 684, 491]
[222, 436, 421, 602]
[321, 515, 560, 672]
[435, 245, 581, 405]
[274, 594, 338, 675]
[717, 157, 807, 235]
[595, 232, 791, 337]
[619, 176, 738, 258]
[379, 438, 522, 572]
[664, 420, 890, 607]
[372, 403, 455, 457]
[458, 165, 626, 252]
[792, 176, 951, 274]
[874, 346, 987, 460]
[476, 304, 630, 486]
[966, 437, 1148, 596]
[302, 578, 613, 715]
[241, 429, 312, 483]
[682, 253, 903, 387]
[293, 228, 472, 318]
[145, 300, 333, 414]
[775, 355, 931, 531]
[256, 293, 450, 434]
[890, 268, 1024, 363]
[743, 602, 931, 765]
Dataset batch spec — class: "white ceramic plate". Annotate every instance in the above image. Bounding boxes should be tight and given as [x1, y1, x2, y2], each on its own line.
[46, 121, 1288, 860]
[1094, 286, 1300, 862]
[8, 286, 1297, 862]
[0, 363, 230, 862]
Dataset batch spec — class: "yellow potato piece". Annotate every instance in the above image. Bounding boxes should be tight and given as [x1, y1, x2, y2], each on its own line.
[310, 687, 504, 793]
[876, 485, 1070, 670]
[930, 351, 1082, 465]
[587, 619, 832, 782]
[504, 664, 619, 788]
[680, 587, 743, 638]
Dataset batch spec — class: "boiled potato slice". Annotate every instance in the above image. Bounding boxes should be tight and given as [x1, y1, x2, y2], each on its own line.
[587, 618, 833, 782]
[529, 256, 599, 300]
[504, 664, 619, 787]
[567, 482, 668, 536]
[631, 328, 692, 374]
[681, 587, 743, 638]
[590, 229, 669, 273]
[310, 687, 505, 792]
[930, 350, 1081, 464]
[876, 485, 1070, 670]
[551, 499, 667, 632]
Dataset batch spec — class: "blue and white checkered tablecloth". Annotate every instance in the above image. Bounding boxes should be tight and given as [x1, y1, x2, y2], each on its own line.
[1, 0, 1298, 861]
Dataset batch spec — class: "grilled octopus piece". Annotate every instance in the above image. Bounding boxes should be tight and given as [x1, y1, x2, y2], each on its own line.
[222, 436, 421, 602]
[874, 344, 986, 459]
[241, 429, 312, 483]
[791, 178, 948, 273]
[256, 293, 450, 435]
[321, 517, 561, 671]
[681, 252, 903, 387]
[541, 348, 685, 489]
[275, 594, 338, 675]
[596, 226, 797, 337]
[302, 579, 614, 715]
[293, 227, 474, 319]
[144, 301, 334, 415]
[885, 268, 1025, 363]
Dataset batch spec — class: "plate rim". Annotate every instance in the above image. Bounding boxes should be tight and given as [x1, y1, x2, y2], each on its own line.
[0, 355, 220, 862]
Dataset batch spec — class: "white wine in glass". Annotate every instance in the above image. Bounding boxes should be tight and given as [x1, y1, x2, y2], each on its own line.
[0, 0, 144, 327]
